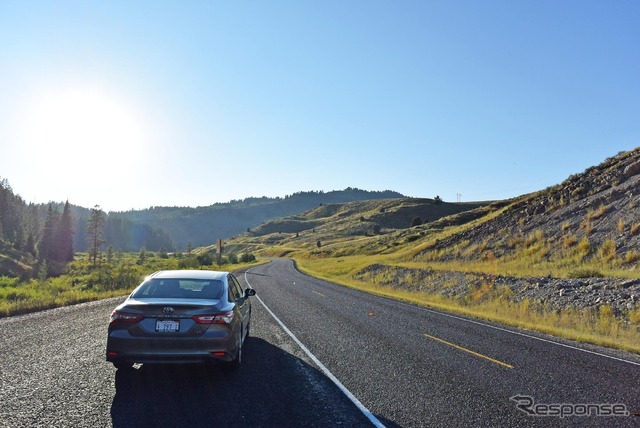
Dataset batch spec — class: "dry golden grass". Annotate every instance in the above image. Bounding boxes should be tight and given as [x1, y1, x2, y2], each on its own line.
[625, 250, 640, 264]
[592, 204, 609, 220]
[563, 233, 578, 248]
[598, 239, 617, 262]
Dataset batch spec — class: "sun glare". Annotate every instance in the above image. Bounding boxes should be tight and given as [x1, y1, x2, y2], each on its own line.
[17, 86, 150, 208]
[23, 88, 146, 157]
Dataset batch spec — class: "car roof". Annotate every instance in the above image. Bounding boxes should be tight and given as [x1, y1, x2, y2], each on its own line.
[147, 270, 229, 281]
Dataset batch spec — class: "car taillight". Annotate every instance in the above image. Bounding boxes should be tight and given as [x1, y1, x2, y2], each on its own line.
[110, 311, 143, 323]
[193, 311, 234, 324]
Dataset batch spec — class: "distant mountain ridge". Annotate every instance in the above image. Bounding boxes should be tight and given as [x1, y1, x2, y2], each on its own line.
[0, 185, 404, 277]
[115, 188, 405, 248]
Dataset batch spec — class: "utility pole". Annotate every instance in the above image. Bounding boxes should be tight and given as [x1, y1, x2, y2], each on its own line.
[216, 239, 223, 265]
[456, 193, 462, 203]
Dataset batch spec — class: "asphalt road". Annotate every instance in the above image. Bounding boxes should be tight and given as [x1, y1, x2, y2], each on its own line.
[1, 258, 639, 427]
[242, 258, 640, 427]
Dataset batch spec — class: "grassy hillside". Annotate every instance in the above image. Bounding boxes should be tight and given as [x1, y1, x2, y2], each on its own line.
[0, 242, 34, 279]
[402, 149, 640, 281]
[225, 148, 640, 353]
[115, 188, 404, 248]
[228, 197, 486, 256]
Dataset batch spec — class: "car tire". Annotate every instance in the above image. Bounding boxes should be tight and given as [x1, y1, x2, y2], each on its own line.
[225, 333, 242, 370]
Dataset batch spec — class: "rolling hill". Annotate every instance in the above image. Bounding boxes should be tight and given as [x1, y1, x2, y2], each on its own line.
[225, 148, 640, 330]
[114, 188, 405, 248]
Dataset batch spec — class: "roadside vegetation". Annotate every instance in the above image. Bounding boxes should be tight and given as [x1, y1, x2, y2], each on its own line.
[0, 178, 261, 317]
[0, 250, 260, 317]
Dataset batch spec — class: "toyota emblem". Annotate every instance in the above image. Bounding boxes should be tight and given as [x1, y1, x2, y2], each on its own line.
[162, 307, 174, 315]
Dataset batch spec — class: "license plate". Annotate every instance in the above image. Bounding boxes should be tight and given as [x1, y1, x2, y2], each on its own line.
[156, 320, 179, 332]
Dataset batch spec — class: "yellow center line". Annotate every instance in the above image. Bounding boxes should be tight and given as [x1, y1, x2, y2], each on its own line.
[423, 333, 514, 369]
[312, 290, 326, 297]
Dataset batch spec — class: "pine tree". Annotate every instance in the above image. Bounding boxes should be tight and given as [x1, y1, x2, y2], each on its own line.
[54, 200, 74, 263]
[0, 180, 8, 242]
[38, 204, 59, 265]
[27, 204, 40, 257]
[86, 205, 106, 268]
[25, 233, 36, 257]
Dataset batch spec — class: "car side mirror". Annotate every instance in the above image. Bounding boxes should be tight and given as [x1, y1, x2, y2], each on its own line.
[244, 288, 256, 298]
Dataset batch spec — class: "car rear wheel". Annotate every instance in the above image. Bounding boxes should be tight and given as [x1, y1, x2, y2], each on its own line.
[225, 333, 242, 370]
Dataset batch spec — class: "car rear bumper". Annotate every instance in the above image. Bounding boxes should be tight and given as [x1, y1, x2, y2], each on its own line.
[106, 329, 238, 364]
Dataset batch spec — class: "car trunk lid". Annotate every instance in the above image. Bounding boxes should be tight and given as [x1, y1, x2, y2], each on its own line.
[119, 298, 225, 337]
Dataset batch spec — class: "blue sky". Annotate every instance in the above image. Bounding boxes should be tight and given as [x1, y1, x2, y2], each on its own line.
[1, 1, 638, 212]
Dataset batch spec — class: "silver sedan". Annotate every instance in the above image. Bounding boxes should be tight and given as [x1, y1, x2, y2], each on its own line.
[106, 270, 255, 370]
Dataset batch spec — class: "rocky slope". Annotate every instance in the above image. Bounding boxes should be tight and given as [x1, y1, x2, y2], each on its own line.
[355, 264, 640, 316]
[424, 148, 640, 264]
[377, 148, 640, 318]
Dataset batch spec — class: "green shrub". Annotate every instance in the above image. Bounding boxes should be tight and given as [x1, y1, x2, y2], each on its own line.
[178, 257, 200, 269]
[567, 268, 604, 278]
[240, 252, 256, 263]
[0, 276, 20, 288]
[197, 253, 214, 266]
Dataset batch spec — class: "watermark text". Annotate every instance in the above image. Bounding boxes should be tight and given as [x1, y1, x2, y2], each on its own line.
[511, 395, 631, 418]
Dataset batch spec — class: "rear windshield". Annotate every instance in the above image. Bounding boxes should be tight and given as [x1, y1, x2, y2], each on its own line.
[131, 278, 225, 299]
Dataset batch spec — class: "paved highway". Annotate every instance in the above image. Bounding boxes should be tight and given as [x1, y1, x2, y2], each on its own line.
[243, 258, 640, 427]
[1, 258, 639, 427]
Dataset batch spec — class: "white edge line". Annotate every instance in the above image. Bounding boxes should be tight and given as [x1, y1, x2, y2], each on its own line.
[244, 270, 385, 428]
